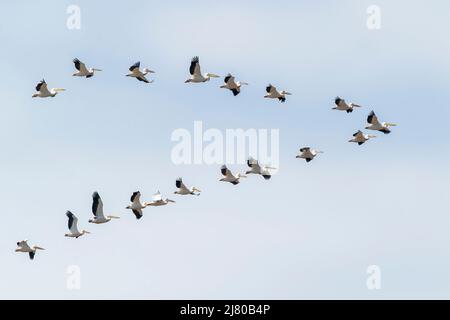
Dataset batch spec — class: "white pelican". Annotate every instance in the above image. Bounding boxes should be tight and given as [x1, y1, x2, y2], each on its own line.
[65, 211, 90, 238]
[333, 96, 362, 113]
[220, 165, 246, 185]
[126, 62, 155, 83]
[349, 130, 376, 145]
[184, 56, 219, 83]
[89, 192, 120, 224]
[174, 178, 201, 195]
[366, 111, 397, 134]
[126, 191, 147, 219]
[72, 58, 101, 78]
[32, 79, 65, 98]
[245, 157, 274, 180]
[220, 74, 248, 96]
[296, 147, 323, 162]
[15, 240, 45, 260]
[144, 191, 176, 207]
[264, 84, 291, 102]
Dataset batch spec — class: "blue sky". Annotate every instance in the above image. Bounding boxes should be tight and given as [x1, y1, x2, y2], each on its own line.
[0, 0, 449, 299]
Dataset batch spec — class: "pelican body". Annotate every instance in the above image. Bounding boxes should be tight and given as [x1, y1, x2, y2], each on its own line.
[65, 211, 90, 238]
[245, 158, 273, 180]
[32, 79, 65, 98]
[15, 240, 45, 260]
[220, 165, 246, 185]
[220, 74, 248, 96]
[185, 56, 219, 83]
[126, 61, 155, 83]
[365, 111, 397, 134]
[333, 96, 362, 113]
[349, 130, 376, 145]
[144, 191, 176, 207]
[72, 58, 101, 78]
[89, 192, 120, 224]
[296, 147, 323, 162]
[174, 178, 201, 195]
[264, 84, 291, 102]
[126, 191, 147, 219]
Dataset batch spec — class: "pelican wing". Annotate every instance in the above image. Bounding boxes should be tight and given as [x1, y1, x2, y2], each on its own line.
[132, 209, 143, 220]
[334, 96, 344, 106]
[367, 111, 381, 126]
[353, 131, 364, 139]
[129, 61, 140, 72]
[266, 84, 276, 94]
[18, 240, 31, 251]
[131, 191, 141, 204]
[221, 165, 233, 178]
[66, 211, 80, 233]
[73, 58, 88, 73]
[36, 79, 50, 95]
[189, 56, 201, 76]
[247, 158, 262, 172]
[176, 178, 190, 193]
[224, 73, 235, 84]
[153, 191, 162, 202]
[92, 192, 105, 219]
[299, 147, 311, 152]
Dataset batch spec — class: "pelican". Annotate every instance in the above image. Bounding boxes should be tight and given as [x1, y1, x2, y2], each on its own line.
[245, 157, 274, 180]
[144, 191, 176, 207]
[65, 211, 90, 238]
[366, 111, 397, 134]
[126, 191, 147, 219]
[32, 79, 65, 98]
[72, 58, 101, 78]
[296, 147, 323, 162]
[264, 84, 291, 102]
[15, 240, 45, 260]
[126, 62, 155, 83]
[220, 74, 248, 96]
[220, 165, 246, 185]
[349, 130, 376, 145]
[174, 178, 201, 195]
[89, 192, 120, 224]
[184, 56, 219, 83]
[333, 96, 362, 113]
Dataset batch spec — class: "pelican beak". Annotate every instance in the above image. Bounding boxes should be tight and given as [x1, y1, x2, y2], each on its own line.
[207, 73, 220, 78]
[35, 247, 45, 250]
[15, 249, 20, 252]
[93, 69, 102, 72]
[386, 123, 397, 127]
[54, 88, 66, 92]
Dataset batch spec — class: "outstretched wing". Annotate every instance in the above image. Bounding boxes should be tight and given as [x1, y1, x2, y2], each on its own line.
[176, 178, 189, 193]
[266, 84, 276, 94]
[367, 111, 380, 126]
[36, 79, 50, 95]
[92, 192, 105, 219]
[189, 56, 201, 76]
[73, 58, 88, 73]
[66, 211, 79, 233]
[129, 61, 140, 72]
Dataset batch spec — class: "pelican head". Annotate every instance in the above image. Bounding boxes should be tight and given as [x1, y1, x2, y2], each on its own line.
[142, 68, 155, 75]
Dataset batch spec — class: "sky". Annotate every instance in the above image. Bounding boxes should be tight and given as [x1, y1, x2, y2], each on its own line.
[0, 0, 449, 299]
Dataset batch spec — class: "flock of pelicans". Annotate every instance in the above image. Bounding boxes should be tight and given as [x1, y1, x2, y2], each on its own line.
[16, 56, 397, 260]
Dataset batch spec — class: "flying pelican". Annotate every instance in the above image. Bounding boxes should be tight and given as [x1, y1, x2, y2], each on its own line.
[264, 84, 291, 102]
[72, 58, 102, 78]
[144, 191, 176, 207]
[174, 178, 201, 195]
[245, 157, 274, 180]
[65, 211, 90, 238]
[366, 111, 397, 134]
[126, 62, 155, 83]
[296, 147, 323, 162]
[349, 130, 376, 145]
[89, 192, 120, 224]
[15, 240, 45, 260]
[333, 96, 362, 113]
[126, 191, 147, 219]
[184, 56, 219, 83]
[220, 165, 246, 185]
[32, 79, 65, 98]
[220, 74, 248, 96]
